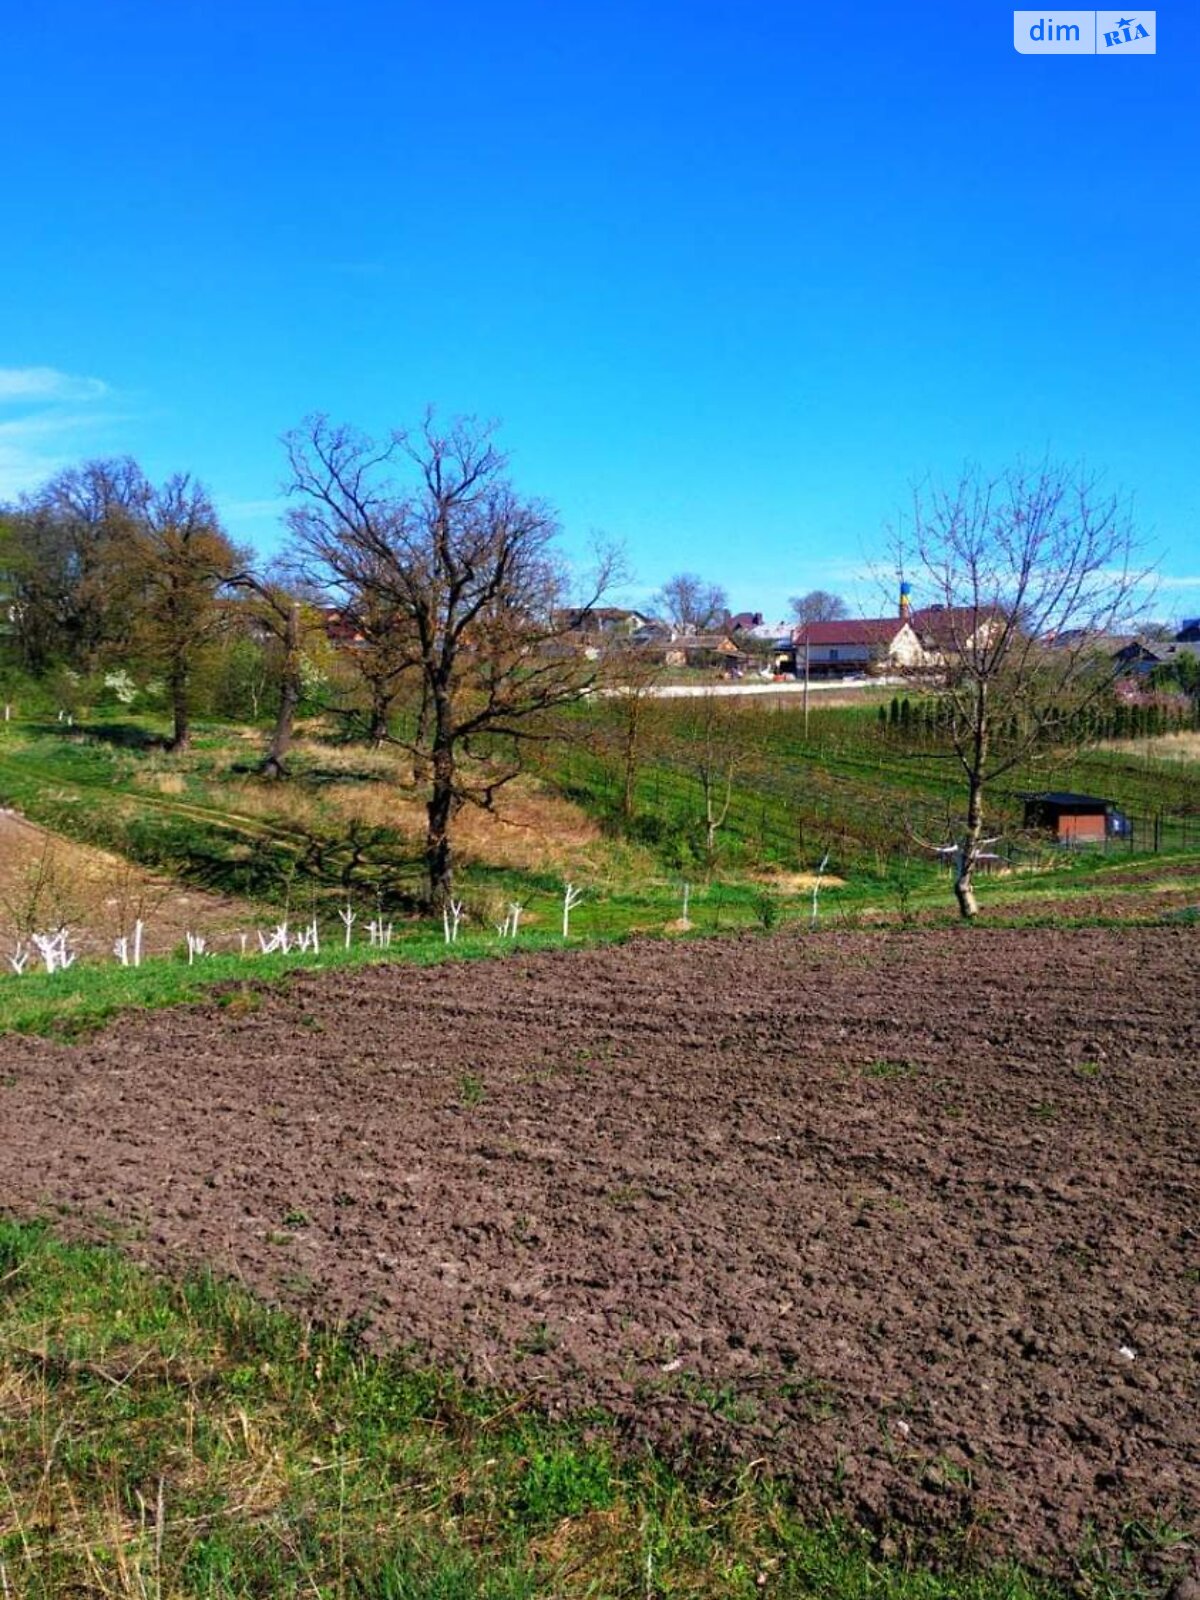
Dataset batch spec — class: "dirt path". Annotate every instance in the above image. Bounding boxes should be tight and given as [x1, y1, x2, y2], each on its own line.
[1, 926, 1196, 1575]
[0, 809, 265, 957]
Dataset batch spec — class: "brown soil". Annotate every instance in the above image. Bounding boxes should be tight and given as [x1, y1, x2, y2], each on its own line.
[1, 926, 1197, 1574]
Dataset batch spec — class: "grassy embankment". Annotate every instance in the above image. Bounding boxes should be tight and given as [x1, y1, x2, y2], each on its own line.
[0, 705, 1196, 1037]
[0, 1218, 1161, 1600]
[557, 697, 1200, 875]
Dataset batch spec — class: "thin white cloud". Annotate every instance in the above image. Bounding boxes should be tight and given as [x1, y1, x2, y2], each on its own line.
[0, 366, 118, 497]
[0, 366, 108, 404]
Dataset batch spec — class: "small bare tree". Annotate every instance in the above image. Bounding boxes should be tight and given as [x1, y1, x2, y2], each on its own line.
[284, 411, 618, 911]
[228, 569, 327, 778]
[676, 692, 746, 872]
[894, 459, 1149, 917]
[345, 592, 423, 752]
[602, 645, 663, 823]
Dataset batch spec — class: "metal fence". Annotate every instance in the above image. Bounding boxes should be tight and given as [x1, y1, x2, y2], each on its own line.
[1029, 811, 1198, 855]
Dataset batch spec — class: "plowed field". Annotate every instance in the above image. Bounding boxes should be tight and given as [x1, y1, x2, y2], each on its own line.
[1, 925, 1196, 1571]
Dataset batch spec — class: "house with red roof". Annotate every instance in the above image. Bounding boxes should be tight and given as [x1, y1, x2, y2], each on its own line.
[790, 617, 925, 676]
[908, 604, 1003, 659]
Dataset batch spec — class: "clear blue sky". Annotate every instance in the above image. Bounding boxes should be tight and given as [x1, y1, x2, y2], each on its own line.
[2, 1, 1196, 620]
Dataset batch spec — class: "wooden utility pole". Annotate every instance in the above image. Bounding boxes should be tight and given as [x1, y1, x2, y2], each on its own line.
[803, 627, 811, 737]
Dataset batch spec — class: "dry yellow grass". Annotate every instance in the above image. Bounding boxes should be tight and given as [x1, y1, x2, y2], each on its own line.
[131, 770, 186, 795]
[200, 778, 328, 831]
[1098, 731, 1200, 764]
[325, 775, 608, 875]
[0, 810, 261, 957]
[752, 869, 846, 891]
[286, 737, 408, 779]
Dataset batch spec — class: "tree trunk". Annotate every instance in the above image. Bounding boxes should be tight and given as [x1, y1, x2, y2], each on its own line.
[621, 705, 640, 822]
[260, 603, 300, 779]
[954, 779, 985, 919]
[367, 684, 390, 748]
[168, 665, 190, 753]
[412, 682, 432, 785]
[425, 746, 456, 912]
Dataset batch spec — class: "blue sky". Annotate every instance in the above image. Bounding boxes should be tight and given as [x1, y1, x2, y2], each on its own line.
[2, 1, 1196, 620]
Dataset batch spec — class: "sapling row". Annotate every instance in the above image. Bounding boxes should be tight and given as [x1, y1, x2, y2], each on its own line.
[8, 928, 78, 975]
[113, 920, 144, 968]
[442, 900, 464, 944]
[4, 880, 593, 980]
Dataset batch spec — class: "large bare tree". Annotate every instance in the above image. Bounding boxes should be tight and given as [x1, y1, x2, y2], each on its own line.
[284, 411, 615, 910]
[895, 460, 1149, 917]
[118, 476, 242, 751]
[652, 571, 728, 633]
[789, 588, 848, 625]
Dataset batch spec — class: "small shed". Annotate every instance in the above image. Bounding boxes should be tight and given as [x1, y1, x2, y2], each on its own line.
[1023, 791, 1131, 843]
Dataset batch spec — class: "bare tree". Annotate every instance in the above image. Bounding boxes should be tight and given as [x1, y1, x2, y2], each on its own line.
[652, 571, 728, 633]
[600, 645, 664, 823]
[895, 459, 1149, 918]
[284, 411, 617, 911]
[118, 476, 242, 751]
[789, 589, 848, 625]
[227, 568, 327, 778]
[675, 692, 746, 871]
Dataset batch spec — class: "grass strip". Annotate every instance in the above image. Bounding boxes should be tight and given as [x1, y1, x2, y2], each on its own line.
[0, 1217, 1099, 1599]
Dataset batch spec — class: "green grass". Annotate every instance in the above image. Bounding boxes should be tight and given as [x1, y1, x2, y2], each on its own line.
[0, 722, 418, 907]
[0, 881, 810, 1039]
[0, 1217, 1151, 1599]
[555, 697, 1200, 876]
[0, 710, 1197, 1040]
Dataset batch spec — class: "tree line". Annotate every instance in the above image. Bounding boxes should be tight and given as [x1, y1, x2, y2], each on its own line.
[0, 412, 616, 911]
[1, 437, 1160, 922]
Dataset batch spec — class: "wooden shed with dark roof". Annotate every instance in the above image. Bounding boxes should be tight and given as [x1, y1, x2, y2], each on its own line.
[1022, 791, 1131, 843]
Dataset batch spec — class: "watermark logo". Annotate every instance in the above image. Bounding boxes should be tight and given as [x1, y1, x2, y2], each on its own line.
[1097, 11, 1155, 49]
[1013, 10, 1155, 52]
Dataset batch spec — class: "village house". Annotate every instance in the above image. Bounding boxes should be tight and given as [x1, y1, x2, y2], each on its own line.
[779, 588, 1003, 679]
[552, 605, 652, 638]
[788, 617, 925, 677]
[661, 633, 744, 670]
[906, 603, 1003, 663]
[1023, 791, 1132, 844]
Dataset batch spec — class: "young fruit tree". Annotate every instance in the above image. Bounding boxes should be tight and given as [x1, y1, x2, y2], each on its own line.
[284, 411, 617, 912]
[601, 644, 664, 824]
[673, 691, 749, 873]
[894, 459, 1149, 918]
